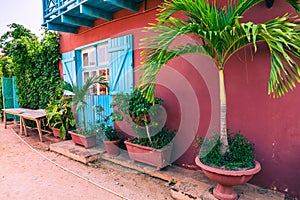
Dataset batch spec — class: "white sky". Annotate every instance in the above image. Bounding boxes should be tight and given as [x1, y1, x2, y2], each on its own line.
[0, 0, 43, 37]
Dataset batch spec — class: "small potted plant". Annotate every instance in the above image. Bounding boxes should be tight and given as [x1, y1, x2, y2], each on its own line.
[63, 75, 107, 148]
[45, 97, 75, 140]
[95, 105, 123, 157]
[112, 88, 176, 170]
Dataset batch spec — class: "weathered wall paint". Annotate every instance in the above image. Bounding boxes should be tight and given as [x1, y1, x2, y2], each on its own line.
[59, 0, 300, 197]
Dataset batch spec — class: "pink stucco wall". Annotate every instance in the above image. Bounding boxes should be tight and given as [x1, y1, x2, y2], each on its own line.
[59, 0, 300, 197]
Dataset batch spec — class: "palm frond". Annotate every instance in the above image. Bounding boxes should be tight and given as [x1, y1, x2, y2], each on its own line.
[63, 75, 108, 111]
[139, 0, 300, 101]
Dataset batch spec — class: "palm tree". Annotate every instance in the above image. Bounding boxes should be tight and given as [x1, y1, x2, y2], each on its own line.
[63, 75, 107, 131]
[138, 0, 300, 155]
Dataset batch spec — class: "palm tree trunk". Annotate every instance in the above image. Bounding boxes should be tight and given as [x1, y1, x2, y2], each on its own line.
[219, 69, 229, 155]
[81, 107, 86, 131]
[143, 115, 152, 144]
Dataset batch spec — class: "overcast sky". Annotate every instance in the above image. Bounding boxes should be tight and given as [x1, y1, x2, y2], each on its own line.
[0, 0, 43, 37]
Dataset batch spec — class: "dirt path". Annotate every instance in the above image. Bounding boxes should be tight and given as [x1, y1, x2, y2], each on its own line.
[0, 123, 173, 200]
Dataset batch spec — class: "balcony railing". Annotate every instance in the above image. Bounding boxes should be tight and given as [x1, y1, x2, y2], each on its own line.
[42, 0, 143, 33]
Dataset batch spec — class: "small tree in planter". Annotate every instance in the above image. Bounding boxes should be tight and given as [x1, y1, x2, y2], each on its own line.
[138, 0, 300, 199]
[63, 76, 107, 148]
[112, 88, 176, 169]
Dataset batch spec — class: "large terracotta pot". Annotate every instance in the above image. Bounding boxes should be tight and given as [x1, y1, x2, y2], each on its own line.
[195, 156, 261, 200]
[104, 140, 121, 157]
[69, 131, 96, 148]
[124, 141, 173, 170]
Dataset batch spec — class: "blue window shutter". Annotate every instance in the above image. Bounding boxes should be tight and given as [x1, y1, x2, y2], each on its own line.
[109, 34, 134, 95]
[62, 51, 77, 86]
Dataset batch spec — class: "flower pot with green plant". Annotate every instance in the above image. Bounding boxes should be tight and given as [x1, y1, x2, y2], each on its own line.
[63, 75, 108, 148]
[112, 89, 176, 170]
[138, 0, 300, 199]
[95, 105, 123, 156]
[46, 97, 75, 140]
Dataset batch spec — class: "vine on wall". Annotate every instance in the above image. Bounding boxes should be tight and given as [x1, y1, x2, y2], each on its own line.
[0, 23, 62, 111]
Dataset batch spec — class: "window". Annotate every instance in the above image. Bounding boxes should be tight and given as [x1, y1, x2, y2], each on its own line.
[81, 42, 109, 95]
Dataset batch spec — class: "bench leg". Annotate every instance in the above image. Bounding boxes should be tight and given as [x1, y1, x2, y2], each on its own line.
[36, 119, 44, 142]
[21, 117, 27, 136]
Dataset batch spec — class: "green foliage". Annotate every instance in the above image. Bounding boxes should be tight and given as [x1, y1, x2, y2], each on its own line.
[200, 131, 256, 170]
[139, 0, 300, 102]
[94, 105, 123, 141]
[112, 89, 175, 148]
[130, 127, 176, 149]
[45, 97, 76, 140]
[63, 76, 108, 132]
[0, 24, 62, 110]
[128, 88, 163, 126]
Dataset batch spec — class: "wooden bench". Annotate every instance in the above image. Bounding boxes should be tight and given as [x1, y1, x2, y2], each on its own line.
[3, 108, 47, 142]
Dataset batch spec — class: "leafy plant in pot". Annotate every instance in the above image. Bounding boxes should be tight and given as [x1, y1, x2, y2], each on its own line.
[95, 105, 123, 157]
[138, 0, 300, 199]
[45, 97, 75, 140]
[63, 76, 108, 148]
[112, 89, 176, 170]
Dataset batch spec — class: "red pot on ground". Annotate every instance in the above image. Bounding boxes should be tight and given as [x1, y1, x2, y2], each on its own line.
[69, 131, 96, 148]
[51, 127, 60, 138]
[195, 156, 261, 200]
[104, 140, 121, 157]
[124, 141, 173, 170]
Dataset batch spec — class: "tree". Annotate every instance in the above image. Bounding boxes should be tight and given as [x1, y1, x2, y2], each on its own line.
[138, 0, 300, 154]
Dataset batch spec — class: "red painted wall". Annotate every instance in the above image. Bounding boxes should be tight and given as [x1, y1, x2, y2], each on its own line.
[59, 0, 300, 198]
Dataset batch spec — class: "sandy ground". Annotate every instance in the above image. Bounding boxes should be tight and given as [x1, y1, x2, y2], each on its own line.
[0, 123, 173, 200]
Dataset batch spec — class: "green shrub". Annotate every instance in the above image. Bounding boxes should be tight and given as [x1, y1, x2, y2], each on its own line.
[200, 131, 256, 170]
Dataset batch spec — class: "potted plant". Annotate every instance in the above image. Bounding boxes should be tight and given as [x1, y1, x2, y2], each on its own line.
[138, 0, 300, 199]
[45, 97, 75, 140]
[63, 75, 107, 148]
[112, 89, 176, 170]
[96, 105, 123, 157]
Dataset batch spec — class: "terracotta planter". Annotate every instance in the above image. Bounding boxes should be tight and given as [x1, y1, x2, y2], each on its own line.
[51, 127, 60, 138]
[195, 156, 261, 200]
[69, 131, 96, 148]
[124, 141, 173, 170]
[104, 140, 121, 157]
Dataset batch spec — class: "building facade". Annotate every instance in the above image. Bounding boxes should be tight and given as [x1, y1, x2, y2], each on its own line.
[42, 0, 300, 198]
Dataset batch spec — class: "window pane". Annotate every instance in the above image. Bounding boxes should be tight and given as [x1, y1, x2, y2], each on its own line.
[97, 43, 108, 65]
[89, 49, 96, 66]
[99, 68, 109, 95]
[83, 72, 89, 83]
[83, 53, 88, 67]
[82, 47, 96, 67]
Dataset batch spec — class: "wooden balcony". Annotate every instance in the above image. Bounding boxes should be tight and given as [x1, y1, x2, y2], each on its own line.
[42, 0, 143, 34]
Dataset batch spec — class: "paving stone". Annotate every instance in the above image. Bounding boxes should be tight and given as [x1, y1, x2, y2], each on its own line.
[50, 140, 105, 164]
[170, 178, 211, 200]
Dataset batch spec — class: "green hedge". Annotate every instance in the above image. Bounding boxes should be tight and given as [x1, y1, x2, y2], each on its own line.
[0, 24, 62, 111]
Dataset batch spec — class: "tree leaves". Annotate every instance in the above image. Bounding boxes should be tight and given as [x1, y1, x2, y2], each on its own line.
[139, 0, 300, 102]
